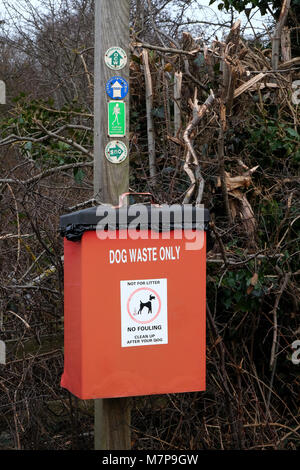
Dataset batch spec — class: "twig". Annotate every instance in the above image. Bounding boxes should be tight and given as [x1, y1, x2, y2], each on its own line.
[7, 310, 30, 329]
[277, 423, 300, 445]
[266, 272, 291, 420]
[34, 121, 93, 158]
[0, 161, 93, 186]
[183, 90, 215, 204]
[210, 222, 229, 268]
[79, 52, 93, 91]
[183, 58, 209, 94]
[233, 73, 266, 98]
[269, 272, 291, 370]
[133, 41, 201, 57]
[142, 49, 157, 184]
[217, 102, 232, 223]
[67, 198, 96, 212]
[6, 184, 21, 278]
[19, 250, 46, 282]
[0, 233, 40, 240]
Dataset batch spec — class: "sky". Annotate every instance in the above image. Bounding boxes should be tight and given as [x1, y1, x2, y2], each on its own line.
[173, 0, 272, 40]
[0, 0, 272, 40]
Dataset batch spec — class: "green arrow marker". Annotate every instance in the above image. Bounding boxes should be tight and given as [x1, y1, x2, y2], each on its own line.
[105, 140, 127, 164]
[104, 47, 127, 71]
[109, 144, 123, 158]
[109, 51, 122, 67]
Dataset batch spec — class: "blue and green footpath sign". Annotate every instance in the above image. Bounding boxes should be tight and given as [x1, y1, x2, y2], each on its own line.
[108, 101, 126, 137]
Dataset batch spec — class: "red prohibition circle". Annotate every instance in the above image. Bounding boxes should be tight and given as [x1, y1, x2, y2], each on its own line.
[127, 287, 161, 324]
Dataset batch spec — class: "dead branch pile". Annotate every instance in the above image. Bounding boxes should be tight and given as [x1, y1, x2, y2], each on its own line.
[0, 0, 299, 450]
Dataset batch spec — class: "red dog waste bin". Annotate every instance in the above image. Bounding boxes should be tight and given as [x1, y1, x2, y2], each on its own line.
[60, 203, 209, 399]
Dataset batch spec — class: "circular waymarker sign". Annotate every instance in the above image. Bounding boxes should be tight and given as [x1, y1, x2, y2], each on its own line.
[104, 47, 127, 71]
[106, 76, 129, 100]
[105, 140, 127, 164]
[127, 287, 161, 325]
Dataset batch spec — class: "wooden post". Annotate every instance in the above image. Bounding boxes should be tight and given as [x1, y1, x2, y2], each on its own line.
[142, 49, 157, 184]
[174, 71, 182, 137]
[271, 0, 291, 71]
[281, 26, 291, 63]
[94, 0, 129, 205]
[94, 398, 131, 450]
[0, 80, 6, 105]
[0, 340, 5, 365]
[94, 0, 131, 450]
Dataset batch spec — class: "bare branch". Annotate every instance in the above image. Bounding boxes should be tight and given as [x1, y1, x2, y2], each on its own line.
[0, 161, 93, 186]
[183, 90, 215, 204]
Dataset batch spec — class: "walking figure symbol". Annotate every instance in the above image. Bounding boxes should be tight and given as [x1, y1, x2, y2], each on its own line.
[112, 103, 121, 125]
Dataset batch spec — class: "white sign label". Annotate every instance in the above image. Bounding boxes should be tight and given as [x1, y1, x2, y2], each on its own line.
[120, 278, 168, 348]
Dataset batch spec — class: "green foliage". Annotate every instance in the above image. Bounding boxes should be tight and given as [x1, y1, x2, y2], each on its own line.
[73, 167, 85, 183]
[152, 106, 165, 119]
[209, 0, 275, 15]
[209, 0, 299, 16]
[245, 118, 300, 167]
[216, 266, 263, 313]
[0, 95, 92, 171]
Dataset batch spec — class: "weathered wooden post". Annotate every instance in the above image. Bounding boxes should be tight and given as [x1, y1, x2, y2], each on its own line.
[94, 0, 129, 205]
[0, 80, 6, 105]
[93, 0, 131, 450]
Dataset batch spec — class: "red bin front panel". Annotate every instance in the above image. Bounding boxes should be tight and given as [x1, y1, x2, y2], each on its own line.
[61, 229, 206, 399]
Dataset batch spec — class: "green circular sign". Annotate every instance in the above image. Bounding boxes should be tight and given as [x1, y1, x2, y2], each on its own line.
[105, 140, 128, 164]
[104, 47, 127, 71]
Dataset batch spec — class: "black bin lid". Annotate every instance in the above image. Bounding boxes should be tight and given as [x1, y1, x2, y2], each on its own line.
[60, 205, 210, 241]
